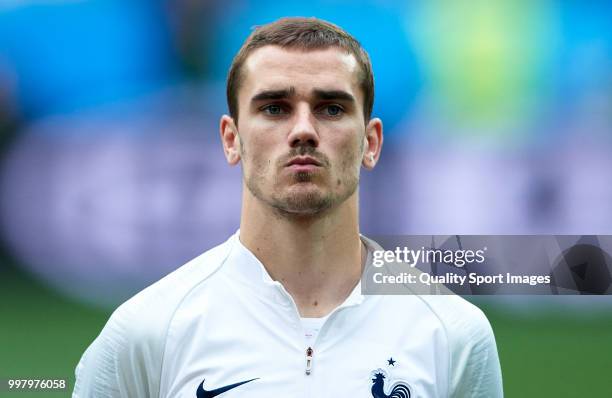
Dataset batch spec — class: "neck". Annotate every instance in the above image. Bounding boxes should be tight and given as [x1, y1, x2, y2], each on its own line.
[239, 189, 364, 317]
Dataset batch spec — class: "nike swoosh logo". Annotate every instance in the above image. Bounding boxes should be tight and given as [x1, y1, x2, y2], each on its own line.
[196, 377, 258, 397]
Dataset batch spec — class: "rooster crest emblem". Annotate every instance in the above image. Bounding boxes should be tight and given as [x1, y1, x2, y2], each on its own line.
[370, 369, 411, 398]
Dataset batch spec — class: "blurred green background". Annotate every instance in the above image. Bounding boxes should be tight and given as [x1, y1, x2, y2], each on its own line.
[2, 261, 611, 398]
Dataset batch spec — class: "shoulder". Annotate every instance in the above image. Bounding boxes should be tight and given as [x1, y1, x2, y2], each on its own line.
[418, 296, 503, 397]
[73, 236, 235, 397]
[109, 235, 233, 345]
[418, 295, 493, 343]
[116, 236, 233, 325]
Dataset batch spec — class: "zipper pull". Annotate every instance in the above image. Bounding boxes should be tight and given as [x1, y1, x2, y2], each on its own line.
[305, 347, 314, 375]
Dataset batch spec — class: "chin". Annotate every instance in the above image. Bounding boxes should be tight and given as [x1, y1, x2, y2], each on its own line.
[276, 189, 333, 215]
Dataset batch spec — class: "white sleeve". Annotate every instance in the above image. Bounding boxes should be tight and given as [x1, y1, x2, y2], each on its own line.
[448, 304, 504, 398]
[71, 239, 232, 397]
[72, 313, 126, 397]
[72, 300, 164, 397]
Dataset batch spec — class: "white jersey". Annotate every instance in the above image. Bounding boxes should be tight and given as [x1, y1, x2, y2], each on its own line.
[73, 232, 503, 397]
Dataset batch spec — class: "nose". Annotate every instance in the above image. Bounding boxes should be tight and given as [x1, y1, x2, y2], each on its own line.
[287, 104, 319, 148]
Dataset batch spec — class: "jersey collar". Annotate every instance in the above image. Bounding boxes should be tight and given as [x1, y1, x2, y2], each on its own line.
[226, 230, 369, 309]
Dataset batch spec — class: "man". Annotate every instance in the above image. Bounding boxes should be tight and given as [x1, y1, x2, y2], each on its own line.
[73, 17, 503, 397]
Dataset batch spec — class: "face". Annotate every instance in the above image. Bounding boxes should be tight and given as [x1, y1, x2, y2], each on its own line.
[221, 46, 382, 216]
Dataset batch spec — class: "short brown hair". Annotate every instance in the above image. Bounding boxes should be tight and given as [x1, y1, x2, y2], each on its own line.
[226, 17, 374, 122]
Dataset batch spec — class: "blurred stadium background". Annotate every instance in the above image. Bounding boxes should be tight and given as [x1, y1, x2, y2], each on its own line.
[0, 1, 611, 396]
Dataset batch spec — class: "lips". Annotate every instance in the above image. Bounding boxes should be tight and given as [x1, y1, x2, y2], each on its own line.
[286, 156, 322, 167]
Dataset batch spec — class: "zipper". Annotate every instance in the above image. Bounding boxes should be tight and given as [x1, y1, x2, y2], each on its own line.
[272, 281, 361, 378]
[305, 347, 313, 375]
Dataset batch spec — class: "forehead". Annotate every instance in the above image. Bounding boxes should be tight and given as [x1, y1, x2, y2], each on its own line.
[240, 46, 361, 98]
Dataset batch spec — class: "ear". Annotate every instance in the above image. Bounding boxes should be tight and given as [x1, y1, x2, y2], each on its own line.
[362, 117, 383, 170]
[220, 115, 241, 165]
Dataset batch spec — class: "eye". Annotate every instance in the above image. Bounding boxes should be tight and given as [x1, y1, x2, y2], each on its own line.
[262, 104, 286, 115]
[321, 104, 344, 117]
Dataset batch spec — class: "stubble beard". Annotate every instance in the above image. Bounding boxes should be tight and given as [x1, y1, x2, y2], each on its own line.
[243, 154, 360, 219]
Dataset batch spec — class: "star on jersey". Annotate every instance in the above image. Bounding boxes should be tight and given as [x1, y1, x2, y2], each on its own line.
[387, 358, 396, 366]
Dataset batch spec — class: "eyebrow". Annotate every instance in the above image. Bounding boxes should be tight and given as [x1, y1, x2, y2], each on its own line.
[251, 88, 296, 102]
[250, 87, 356, 104]
[312, 89, 356, 104]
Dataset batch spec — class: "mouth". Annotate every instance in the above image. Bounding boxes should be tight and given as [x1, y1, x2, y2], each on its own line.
[285, 156, 323, 172]
[286, 156, 322, 167]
